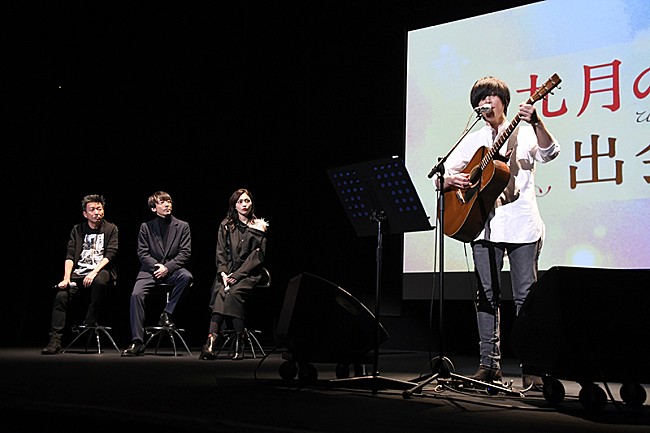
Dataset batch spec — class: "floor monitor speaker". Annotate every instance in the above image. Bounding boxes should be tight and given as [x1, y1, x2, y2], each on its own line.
[276, 272, 388, 364]
[511, 266, 650, 384]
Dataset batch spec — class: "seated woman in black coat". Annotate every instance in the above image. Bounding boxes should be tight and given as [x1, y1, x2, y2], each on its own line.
[200, 188, 268, 360]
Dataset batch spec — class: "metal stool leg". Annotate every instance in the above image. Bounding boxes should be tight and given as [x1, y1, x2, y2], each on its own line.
[96, 326, 121, 353]
[215, 330, 235, 358]
[171, 329, 192, 355]
[144, 327, 165, 354]
[214, 328, 264, 359]
[142, 284, 192, 356]
[144, 326, 192, 356]
[62, 325, 120, 354]
[246, 329, 266, 358]
[62, 326, 94, 353]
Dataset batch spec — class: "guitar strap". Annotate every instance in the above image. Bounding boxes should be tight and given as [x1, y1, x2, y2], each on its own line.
[498, 131, 521, 206]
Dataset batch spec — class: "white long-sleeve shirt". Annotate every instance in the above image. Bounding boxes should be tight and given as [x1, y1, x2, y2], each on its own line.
[443, 120, 560, 244]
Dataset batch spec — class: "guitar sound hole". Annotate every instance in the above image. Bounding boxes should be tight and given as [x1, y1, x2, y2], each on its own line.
[468, 166, 482, 187]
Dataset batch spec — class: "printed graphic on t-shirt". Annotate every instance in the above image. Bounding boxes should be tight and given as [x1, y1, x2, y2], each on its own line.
[74, 233, 105, 276]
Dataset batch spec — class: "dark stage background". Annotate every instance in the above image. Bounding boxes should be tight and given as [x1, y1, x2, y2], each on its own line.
[4, 1, 537, 353]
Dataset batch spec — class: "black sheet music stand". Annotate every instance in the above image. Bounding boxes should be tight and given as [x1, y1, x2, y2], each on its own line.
[326, 156, 433, 393]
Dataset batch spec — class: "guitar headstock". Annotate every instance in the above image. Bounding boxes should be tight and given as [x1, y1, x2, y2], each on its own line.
[527, 73, 561, 104]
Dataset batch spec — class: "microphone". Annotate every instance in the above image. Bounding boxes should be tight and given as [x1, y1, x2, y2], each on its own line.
[474, 104, 492, 113]
[52, 282, 77, 289]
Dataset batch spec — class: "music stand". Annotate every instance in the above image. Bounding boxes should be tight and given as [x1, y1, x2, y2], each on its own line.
[326, 156, 433, 393]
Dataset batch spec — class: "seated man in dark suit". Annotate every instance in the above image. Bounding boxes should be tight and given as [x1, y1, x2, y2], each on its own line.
[122, 191, 192, 357]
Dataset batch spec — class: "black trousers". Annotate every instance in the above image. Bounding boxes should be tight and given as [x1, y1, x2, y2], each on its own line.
[49, 270, 111, 334]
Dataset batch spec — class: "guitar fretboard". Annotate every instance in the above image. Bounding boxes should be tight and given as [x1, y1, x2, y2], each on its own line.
[479, 73, 561, 171]
[481, 113, 522, 170]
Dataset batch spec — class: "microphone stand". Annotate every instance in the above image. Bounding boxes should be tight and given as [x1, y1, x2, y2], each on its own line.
[403, 111, 520, 398]
[426, 109, 485, 180]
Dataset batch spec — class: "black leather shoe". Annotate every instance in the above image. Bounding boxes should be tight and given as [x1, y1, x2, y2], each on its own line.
[121, 341, 145, 357]
[159, 312, 174, 328]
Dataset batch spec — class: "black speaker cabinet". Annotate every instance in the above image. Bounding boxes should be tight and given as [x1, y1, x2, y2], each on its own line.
[276, 272, 388, 364]
[510, 266, 650, 384]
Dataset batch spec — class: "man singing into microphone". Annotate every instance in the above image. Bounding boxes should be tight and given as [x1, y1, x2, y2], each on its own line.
[435, 76, 560, 391]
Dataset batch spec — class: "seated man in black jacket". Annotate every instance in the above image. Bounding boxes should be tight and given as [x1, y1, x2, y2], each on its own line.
[42, 194, 119, 355]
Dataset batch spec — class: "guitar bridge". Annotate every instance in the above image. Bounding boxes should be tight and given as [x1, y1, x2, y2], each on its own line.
[455, 190, 466, 204]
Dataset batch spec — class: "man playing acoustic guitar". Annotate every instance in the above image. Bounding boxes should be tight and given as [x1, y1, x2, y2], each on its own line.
[436, 75, 560, 391]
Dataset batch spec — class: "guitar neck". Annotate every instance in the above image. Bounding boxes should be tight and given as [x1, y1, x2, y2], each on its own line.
[478, 73, 560, 172]
[481, 113, 521, 169]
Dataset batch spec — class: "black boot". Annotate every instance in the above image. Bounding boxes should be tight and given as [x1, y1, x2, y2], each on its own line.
[468, 365, 502, 384]
[232, 332, 245, 360]
[199, 333, 218, 360]
[41, 331, 62, 355]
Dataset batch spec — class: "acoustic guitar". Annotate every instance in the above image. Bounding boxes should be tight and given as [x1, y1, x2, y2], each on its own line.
[442, 73, 561, 243]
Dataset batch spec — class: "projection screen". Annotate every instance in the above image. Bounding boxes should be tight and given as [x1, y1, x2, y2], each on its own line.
[403, 0, 649, 299]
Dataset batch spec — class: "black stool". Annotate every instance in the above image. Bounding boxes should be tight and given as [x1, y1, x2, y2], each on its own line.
[215, 328, 266, 359]
[62, 324, 121, 354]
[143, 283, 192, 356]
[57, 281, 120, 354]
[214, 267, 271, 359]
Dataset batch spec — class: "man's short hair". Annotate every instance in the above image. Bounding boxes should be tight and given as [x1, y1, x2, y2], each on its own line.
[148, 191, 172, 209]
[470, 76, 511, 115]
[82, 194, 105, 211]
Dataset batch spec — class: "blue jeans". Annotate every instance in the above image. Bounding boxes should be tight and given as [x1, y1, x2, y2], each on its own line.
[472, 239, 540, 370]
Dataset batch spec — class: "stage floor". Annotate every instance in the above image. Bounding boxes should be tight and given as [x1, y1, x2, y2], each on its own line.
[1, 346, 648, 433]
